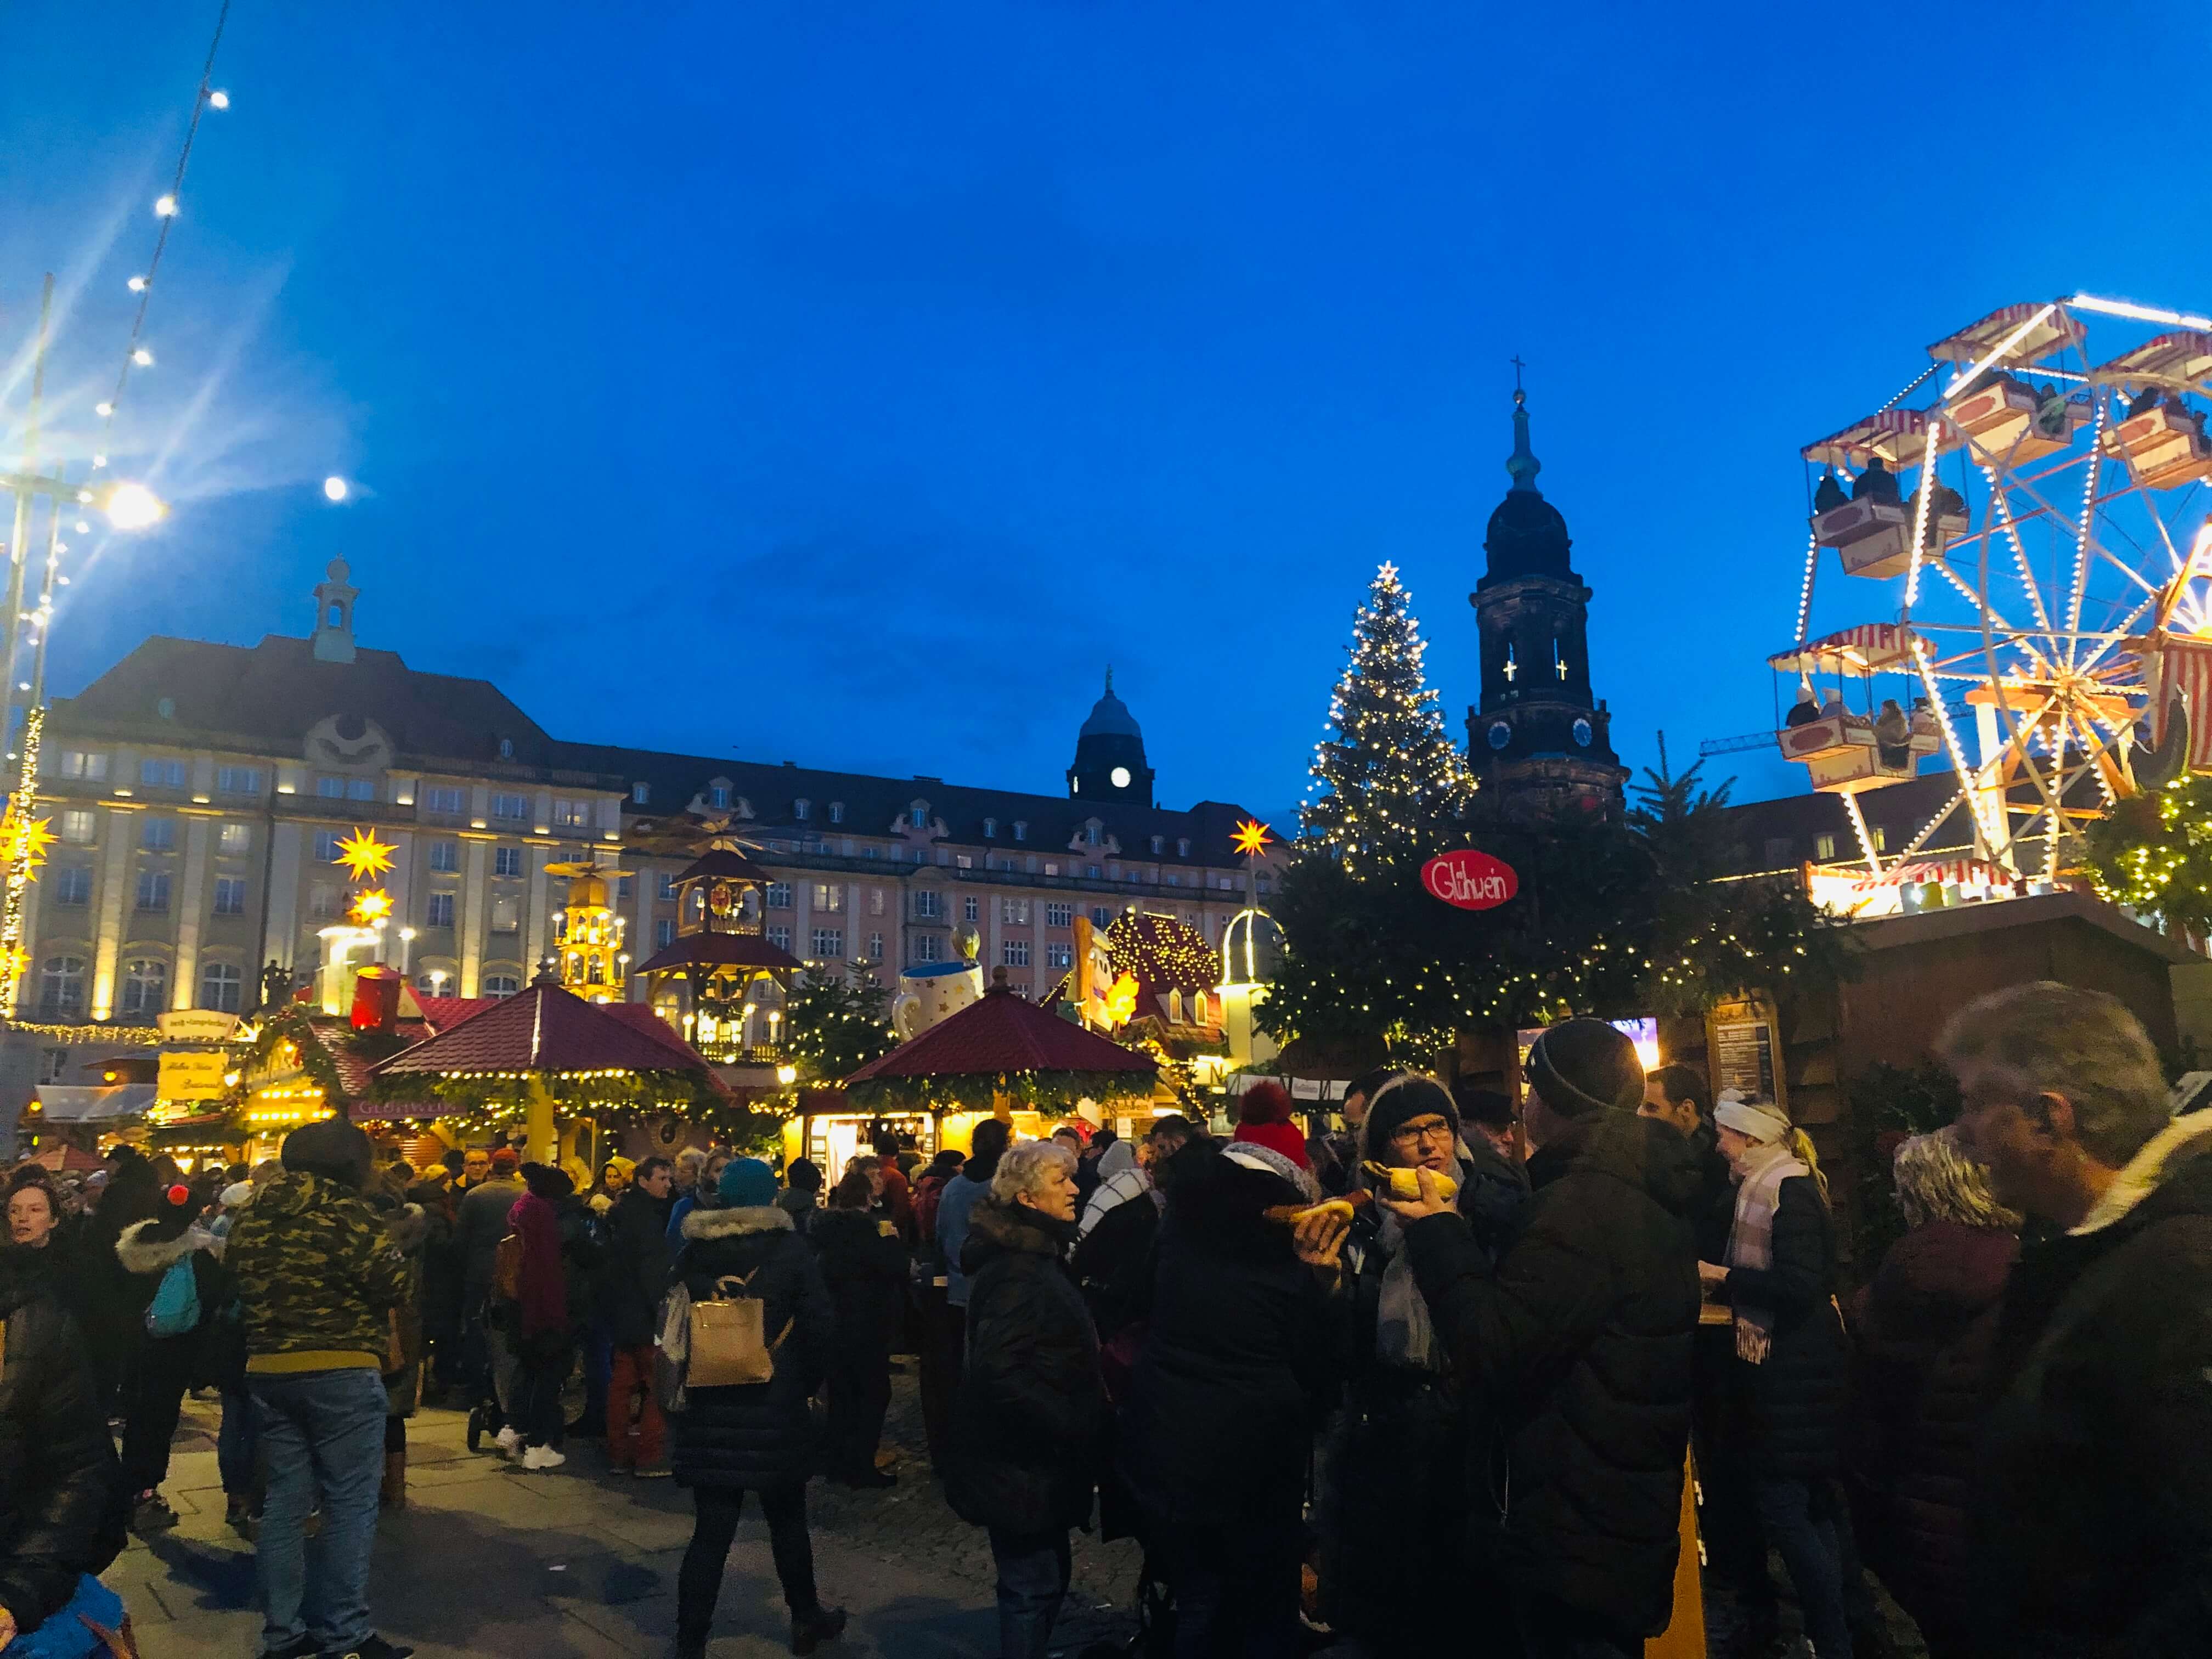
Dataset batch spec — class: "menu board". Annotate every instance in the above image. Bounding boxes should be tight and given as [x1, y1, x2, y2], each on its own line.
[1711, 1018, 1778, 1102]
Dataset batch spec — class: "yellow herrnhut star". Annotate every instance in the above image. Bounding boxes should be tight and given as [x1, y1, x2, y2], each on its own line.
[1231, 818, 1274, 857]
[349, 888, 394, 926]
[333, 827, 397, 882]
[1, 812, 56, 873]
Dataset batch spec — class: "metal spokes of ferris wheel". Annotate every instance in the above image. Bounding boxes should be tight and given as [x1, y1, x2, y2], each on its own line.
[1775, 294, 2212, 884]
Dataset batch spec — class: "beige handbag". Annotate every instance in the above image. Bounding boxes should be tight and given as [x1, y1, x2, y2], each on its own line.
[686, 1272, 791, 1387]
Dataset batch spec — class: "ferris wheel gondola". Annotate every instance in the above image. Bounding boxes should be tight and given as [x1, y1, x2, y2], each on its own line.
[1778, 294, 2212, 882]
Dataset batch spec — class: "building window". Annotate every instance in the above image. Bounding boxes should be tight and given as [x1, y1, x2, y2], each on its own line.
[58, 750, 109, 782]
[121, 958, 168, 1016]
[656, 918, 676, 947]
[867, 931, 883, 961]
[53, 866, 91, 906]
[983, 817, 997, 838]
[312, 830, 343, 862]
[1046, 902, 1072, 928]
[38, 1047, 68, 1084]
[1872, 826, 1888, 852]
[492, 792, 528, 820]
[60, 809, 95, 844]
[142, 817, 176, 852]
[1002, 939, 1031, 968]
[911, 933, 942, 963]
[811, 926, 844, 958]
[765, 882, 792, 910]
[414, 970, 453, 995]
[494, 845, 523, 878]
[962, 895, 979, 923]
[906, 889, 940, 921]
[135, 871, 171, 912]
[793, 799, 811, 822]
[216, 766, 262, 795]
[1150, 835, 1164, 855]
[828, 801, 844, 824]
[428, 839, 459, 873]
[213, 877, 247, 916]
[766, 924, 792, 951]
[426, 891, 456, 928]
[906, 803, 928, 830]
[1013, 820, 1028, 842]
[812, 882, 844, 913]
[308, 883, 343, 921]
[199, 961, 242, 1012]
[1812, 832, 1837, 862]
[484, 974, 520, 998]
[39, 955, 84, 1016]
[491, 895, 520, 933]
[139, 757, 187, 789]
[218, 822, 249, 855]
[864, 888, 882, 917]
[315, 776, 346, 799]
[423, 786, 465, 815]
[551, 798, 589, 831]
[708, 784, 731, 809]
[1091, 906, 1111, 927]
[1001, 898, 1031, 925]
[631, 782, 650, 805]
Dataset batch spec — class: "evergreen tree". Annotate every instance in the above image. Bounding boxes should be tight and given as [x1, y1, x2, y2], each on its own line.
[1302, 562, 1472, 870]
[782, 960, 898, 1082]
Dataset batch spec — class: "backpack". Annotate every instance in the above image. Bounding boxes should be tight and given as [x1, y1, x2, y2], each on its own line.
[492, 1230, 524, 1304]
[145, 1253, 202, 1339]
[687, 1271, 791, 1387]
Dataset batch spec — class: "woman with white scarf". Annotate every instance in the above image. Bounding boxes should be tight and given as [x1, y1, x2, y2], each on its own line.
[1699, 1092, 1855, 1659]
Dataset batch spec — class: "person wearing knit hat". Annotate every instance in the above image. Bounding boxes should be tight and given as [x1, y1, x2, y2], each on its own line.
[716, 1157, 780, 1210]
[1375, 1032, 1706, 1651]
[1234, 1080, 1312, 1171]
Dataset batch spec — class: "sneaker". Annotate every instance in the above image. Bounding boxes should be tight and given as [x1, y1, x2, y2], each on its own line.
[262, 1637, 319, 1659]
[128, 1492, 178, 1534]
[632, 1465, 672, 1480]
[494, 1426, 523, 1455]
[789, 1605, 847, 1656]
[520, 1445, 567, 1471]
[321, 1638, 414, 1659]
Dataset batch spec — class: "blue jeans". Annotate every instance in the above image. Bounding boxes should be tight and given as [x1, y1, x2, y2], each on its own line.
[1757, 1476, 1853, 1659]
[250, 1367, 388, 1655]
[985, 1526, 1070, 1659]
[218, 1384, 261, 1496]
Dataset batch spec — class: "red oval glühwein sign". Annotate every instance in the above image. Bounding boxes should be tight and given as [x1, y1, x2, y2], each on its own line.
[1421, 848, 1519, 911]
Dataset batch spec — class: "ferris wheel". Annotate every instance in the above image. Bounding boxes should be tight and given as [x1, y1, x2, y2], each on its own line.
[1775, 295, 2212, 884]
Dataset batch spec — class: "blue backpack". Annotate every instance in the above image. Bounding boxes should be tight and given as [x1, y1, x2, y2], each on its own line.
[145, 1253, 202, 1339]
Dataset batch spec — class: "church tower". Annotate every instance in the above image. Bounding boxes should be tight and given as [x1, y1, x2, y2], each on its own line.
[1466, 382, 1628, 815]
[1067, 669, 1155, 804]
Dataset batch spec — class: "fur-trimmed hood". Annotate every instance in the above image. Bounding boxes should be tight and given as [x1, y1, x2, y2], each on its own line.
[115, 1216, 207, 1276]
[963, 1195, 1074, 1268]
[382, 1201, 429, 1254]
[682, 1203, 793, 1242]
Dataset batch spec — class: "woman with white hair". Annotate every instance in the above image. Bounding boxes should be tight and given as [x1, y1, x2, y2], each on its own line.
[1847, 1128, 2019, 1659]
[942, 1137, 1106, 1659]
[1699, 1092, 1855, 1659]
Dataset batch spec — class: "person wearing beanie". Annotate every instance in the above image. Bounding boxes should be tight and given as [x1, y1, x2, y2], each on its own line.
[776, 1157, 824, 1238]
[225, 1115, 414, 1659]
[1233, 1080, 1312, 1172]
[669, 1155, 847, 1656]
[1376, 1022, 1705, 1656]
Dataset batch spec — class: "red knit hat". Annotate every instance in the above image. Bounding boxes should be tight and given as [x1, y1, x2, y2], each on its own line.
[1235, 1081, 1311, 1170]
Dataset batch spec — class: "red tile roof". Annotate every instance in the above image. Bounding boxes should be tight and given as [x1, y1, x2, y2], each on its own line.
[412, 996, 495, 1034]
[845, 981, 1156, 1085]
[372, 979, 720, 1078]
[633, 930, 803, 976]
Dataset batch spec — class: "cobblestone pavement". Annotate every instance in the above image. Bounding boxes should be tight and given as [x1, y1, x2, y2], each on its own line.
[108, 1363, 1144, 1658]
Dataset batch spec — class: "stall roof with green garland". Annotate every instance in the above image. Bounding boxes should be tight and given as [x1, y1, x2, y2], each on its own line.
[843, 971, 1156, 1110]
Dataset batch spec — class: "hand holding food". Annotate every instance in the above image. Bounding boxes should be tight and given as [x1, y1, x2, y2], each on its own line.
[1363, 1160, 1459, 1204]
[1375, 1165, 1457, 1223]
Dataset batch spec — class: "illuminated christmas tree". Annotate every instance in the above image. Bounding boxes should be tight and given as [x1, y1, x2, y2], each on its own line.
[1303, 562, 1472, 871]
[783, 960, 897, 1082]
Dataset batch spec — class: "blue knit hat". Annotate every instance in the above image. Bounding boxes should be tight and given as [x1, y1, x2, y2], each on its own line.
[718, 1156, 778, 1208]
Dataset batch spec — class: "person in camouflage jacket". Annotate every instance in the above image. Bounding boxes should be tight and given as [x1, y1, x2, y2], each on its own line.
[224, 1116, 414, 1659]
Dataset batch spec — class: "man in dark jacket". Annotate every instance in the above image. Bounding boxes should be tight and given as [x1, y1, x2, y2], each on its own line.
[599, 1156, 674, 1473]
[0, 1246, 120, 1651]
[454, 1147, 524, 1431]
[1381, 1018, 1701, 1658]
[226, 1116, 413, 1659]
[1942, 981, 2212, 1658]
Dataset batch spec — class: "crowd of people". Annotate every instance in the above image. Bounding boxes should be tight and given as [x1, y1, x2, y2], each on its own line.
[4, 980, 2212, 1658]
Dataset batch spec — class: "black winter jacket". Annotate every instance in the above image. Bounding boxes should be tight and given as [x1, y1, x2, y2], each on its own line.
[1968, 1122, 2212, 1658]
[597, 1186, 673, 1348]
[945, 1199, 1104, 1535]
[1406, 1111, 1701, 1638]
[809, 1206, 906, 1363]
[668, 1205, 833, 1492]
[1718, 1173, 1848, 1478]
[0, 1250, 120, 1637]
[1121, 1149, 1341, 1529]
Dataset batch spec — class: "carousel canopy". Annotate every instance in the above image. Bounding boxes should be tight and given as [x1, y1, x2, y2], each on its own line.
[674, 846, 774, 885]
[844, 974, 1157, 1088]
[1769, 623, 1917, 675]
[373, 978, 720, 1080]
[30, 1084, 157, 1125]
[633, 928, 804, 977]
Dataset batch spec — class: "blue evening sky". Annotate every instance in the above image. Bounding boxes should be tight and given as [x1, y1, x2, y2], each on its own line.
[2, 3, 2204, 826]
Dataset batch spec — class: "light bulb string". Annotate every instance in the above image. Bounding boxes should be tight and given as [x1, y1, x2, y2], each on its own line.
[98, 0, 233, 455]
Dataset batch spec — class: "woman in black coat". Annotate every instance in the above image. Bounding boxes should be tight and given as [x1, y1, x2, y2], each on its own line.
[0, 1240, 121, 1650]
[810, 1169, 907, 1488]
[1701, 1097, 1854, 1659]
[668, 1159, 845, 1658]
[1121, 1139, 1349, 1659]
[944, 1140, 1105, 1659]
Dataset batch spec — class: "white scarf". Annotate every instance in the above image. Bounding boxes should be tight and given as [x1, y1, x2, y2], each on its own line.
[1725, 1139, 1806, 1364]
